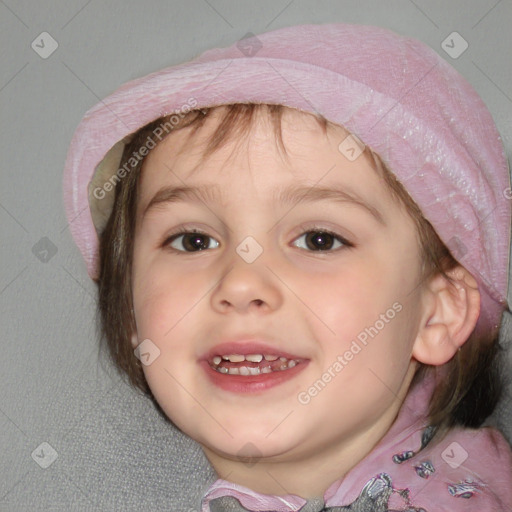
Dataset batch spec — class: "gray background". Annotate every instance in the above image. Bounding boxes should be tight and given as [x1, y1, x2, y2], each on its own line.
[1, 1, 512, 511]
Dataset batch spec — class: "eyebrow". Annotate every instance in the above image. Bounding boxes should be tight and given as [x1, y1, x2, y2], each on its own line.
[142, 183, 385, 225]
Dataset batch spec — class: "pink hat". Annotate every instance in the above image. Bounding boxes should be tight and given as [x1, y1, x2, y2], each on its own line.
[63, 23, 511, 333]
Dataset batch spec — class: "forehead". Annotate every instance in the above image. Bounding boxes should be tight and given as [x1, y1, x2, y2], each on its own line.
[136, 107, 398, 217]
[142, 107, 338, 174]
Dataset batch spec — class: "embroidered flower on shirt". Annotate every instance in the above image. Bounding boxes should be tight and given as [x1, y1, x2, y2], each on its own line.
[392, 425, 438, 465]
[393, 450, 415, 464]
[447, 478, 485, 499]
[413, 460, 435, 479]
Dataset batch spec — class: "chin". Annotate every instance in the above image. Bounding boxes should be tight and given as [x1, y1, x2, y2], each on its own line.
[197, 428, 301, 462]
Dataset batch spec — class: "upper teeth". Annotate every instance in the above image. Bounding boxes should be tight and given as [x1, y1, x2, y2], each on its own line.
[213, 354, 280, 364]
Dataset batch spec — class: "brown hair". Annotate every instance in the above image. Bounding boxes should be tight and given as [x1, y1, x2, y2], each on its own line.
[96, 103, 506, 446]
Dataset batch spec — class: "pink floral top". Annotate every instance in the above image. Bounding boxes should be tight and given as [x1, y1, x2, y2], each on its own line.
[201, 375, 512, 511]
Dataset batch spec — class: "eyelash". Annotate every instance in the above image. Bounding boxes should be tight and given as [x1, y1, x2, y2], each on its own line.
[161, 224, 354, 254]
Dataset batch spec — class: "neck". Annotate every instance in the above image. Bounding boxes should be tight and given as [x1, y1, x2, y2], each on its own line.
[201, 366, 417, 498]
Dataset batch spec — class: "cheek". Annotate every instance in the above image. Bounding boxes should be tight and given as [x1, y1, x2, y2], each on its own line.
[311, 258, 415, 365]
[308, 258, 389, 332]
[133, 266, 195, 338]
[131, 248, 219, 356]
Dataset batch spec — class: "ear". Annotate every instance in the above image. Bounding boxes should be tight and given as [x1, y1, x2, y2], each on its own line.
[130, 307, 139, 349]
[131, 332, 139, 349]
[412, 265, 480, 366]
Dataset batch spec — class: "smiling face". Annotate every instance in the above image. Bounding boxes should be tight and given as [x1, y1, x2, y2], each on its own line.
[131, 106, 428, 495]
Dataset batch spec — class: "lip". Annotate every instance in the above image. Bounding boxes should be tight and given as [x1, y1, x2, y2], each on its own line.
[199, 338, 309, 394]
[200, 359, 308, 393]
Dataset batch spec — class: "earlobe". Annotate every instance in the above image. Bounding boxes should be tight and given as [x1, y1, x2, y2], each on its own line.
[130, 307, 139, 349]
[412, 266, 480, 366]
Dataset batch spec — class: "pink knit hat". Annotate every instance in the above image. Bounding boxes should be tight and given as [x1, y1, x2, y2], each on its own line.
[63, 23, 511, 333]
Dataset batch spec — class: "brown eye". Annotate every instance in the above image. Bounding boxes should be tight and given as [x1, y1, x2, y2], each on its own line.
[306, 231, 336, 250]
[164, 231, 219, 252]
[293, 229, 351, 252]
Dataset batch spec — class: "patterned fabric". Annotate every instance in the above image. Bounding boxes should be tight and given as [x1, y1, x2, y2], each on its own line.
[201, 375, 512, 511]
[208, 473, 423, 511]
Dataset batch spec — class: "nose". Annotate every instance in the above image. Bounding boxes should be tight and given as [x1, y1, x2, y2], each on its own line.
[211, 254, 283, 314]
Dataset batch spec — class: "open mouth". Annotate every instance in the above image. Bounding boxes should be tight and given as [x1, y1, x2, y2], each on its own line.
[208, 353, 301, 375]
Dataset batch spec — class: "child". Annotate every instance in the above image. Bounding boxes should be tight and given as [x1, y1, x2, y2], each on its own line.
[63, 24, 512, 511]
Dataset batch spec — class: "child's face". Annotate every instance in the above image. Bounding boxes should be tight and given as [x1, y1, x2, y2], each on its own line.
[131, 107, 426, 486]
